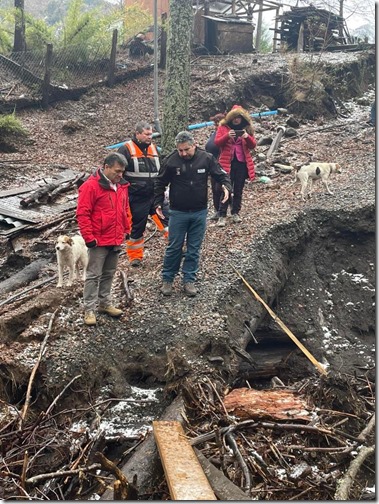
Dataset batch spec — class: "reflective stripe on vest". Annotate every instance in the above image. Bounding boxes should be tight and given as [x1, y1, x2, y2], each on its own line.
[124, 140, 160, 178]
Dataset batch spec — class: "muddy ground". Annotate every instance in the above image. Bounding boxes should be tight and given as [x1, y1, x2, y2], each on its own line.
[0, 49, 375, 500]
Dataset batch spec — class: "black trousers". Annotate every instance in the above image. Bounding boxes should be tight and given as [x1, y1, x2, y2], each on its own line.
[129, 193, 156, 239]
[219, 159, 248, 217]
[211, 178, 223, 213]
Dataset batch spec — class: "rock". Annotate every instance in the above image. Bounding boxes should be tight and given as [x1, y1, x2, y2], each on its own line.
[284, 127, 298, 137]
[257, 136, 273, 146]
[257, 153, 266, 161]
[286, 116, 300, 128]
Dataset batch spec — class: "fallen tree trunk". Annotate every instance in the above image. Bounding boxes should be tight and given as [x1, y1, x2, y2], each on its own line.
[0, 258, 50, 295]
[194, 449, 252, 500]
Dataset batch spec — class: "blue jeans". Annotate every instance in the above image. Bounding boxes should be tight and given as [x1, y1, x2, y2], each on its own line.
[162, 209, 207, 283]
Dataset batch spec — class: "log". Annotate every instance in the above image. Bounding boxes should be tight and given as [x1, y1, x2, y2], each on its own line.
[224, 387, 312, 421]
[0, 258, 50, 294]
[100, 394, 186, 500]
[194, 449, 252, 500]
[46, 173, 86, 202]
[20, 182, 63, 207]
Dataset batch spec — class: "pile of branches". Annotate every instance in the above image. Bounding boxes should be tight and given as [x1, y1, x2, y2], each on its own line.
[0, 390, 147, 500]
[0, 313, 147, 500]
[183, 372, 375, 501]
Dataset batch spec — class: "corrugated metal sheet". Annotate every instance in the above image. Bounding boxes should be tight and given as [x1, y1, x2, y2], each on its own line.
[0, 170, 79, 235]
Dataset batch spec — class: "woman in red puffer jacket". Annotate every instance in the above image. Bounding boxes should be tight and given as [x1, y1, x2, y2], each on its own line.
[214, 104, 256, 226]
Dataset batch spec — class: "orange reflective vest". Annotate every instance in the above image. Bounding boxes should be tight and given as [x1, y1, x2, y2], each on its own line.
[122, 140, 160, 182]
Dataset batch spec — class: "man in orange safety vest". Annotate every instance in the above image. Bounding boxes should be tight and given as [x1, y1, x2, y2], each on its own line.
[118, 121, 167, 267]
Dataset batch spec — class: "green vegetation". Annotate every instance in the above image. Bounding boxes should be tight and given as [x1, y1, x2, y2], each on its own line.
[0, 0, 153, 56]
[257, 23, 273, 54]
[123, 2, 153, 42]
[0, 112, 28, 139]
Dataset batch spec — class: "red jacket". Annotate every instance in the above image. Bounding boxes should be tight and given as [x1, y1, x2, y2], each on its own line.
[214, 105, 257, 180]
[76, 169, 131, 246]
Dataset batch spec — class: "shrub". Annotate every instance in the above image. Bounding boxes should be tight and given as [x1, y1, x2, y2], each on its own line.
[0, 112, 28, 139]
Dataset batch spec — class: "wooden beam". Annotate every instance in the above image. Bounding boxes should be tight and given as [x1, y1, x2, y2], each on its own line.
[153, 421, 217, 501]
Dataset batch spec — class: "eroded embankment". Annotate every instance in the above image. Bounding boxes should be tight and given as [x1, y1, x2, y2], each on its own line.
[0, 202, 374, 413]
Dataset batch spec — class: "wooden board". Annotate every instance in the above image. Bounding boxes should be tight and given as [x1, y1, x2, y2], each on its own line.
[153, 420, 217, 501]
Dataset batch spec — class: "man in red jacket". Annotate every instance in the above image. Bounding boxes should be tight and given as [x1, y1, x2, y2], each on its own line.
[76, 153, 131, 326]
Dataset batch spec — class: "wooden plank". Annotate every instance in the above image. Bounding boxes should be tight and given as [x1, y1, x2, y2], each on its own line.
[153, 420, 217, 501]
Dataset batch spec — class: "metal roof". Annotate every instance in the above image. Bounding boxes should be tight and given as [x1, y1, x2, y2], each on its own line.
[202, 14, 253, 24]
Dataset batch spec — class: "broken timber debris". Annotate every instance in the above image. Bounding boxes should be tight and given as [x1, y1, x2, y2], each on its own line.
[19, 173, 85, 207]
[224, 387, 312, 421]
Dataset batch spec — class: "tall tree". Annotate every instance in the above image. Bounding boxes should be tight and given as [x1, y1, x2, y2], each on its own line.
[13, 0, 26, 52]
[161, 0, 192, 154]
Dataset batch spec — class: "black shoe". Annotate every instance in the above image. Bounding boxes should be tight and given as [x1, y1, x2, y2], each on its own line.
[130, 259, 142, 268]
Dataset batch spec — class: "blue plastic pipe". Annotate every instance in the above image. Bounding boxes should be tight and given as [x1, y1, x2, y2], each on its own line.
[105, 109, 279, 149]
[188, 110, 278, 130]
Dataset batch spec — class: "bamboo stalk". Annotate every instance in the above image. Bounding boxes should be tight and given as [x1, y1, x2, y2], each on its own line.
[231, 265, 328, 376]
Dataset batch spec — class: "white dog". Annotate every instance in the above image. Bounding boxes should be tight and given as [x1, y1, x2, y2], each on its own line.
[293, 162, 342, 200]
[56, 235, 88, 287]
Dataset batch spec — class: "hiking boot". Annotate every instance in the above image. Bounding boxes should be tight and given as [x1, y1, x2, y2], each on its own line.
[208, 211, 219, 221]
[217, 217, 226, 227]
[98, 305, 123, 317]
[161, 281, 173, 296]
[231, 214, 242, 223]
[84, 311, 96, 326]
[183, 283, 197, 297]
[130, 259, 142, 268]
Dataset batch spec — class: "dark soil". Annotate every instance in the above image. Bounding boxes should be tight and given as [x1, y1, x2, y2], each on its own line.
[0, 49, 375, 500]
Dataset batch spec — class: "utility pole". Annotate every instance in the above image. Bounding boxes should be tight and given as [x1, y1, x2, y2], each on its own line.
[153, 0, 162, 134]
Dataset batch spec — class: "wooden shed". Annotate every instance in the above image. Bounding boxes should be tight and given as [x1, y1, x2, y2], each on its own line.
[201, 15, 254, 53]
[275, 6, 350, 52]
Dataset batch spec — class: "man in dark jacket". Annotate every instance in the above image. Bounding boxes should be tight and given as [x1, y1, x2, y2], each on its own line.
[118, 121, 166, 268]
[154, 131, 231, 297]
[77, 152, 131, 326]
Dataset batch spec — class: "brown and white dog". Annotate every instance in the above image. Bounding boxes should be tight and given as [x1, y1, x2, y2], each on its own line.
[293, 162, 342, 200]
[55, 234, 88, 287]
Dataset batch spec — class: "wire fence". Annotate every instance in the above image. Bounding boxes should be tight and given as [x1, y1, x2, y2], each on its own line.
[0, 34, 133, 105]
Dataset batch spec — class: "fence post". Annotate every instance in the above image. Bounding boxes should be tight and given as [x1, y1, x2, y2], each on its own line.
[42, 43, 53, 110]
[108, 29, 118, 87]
